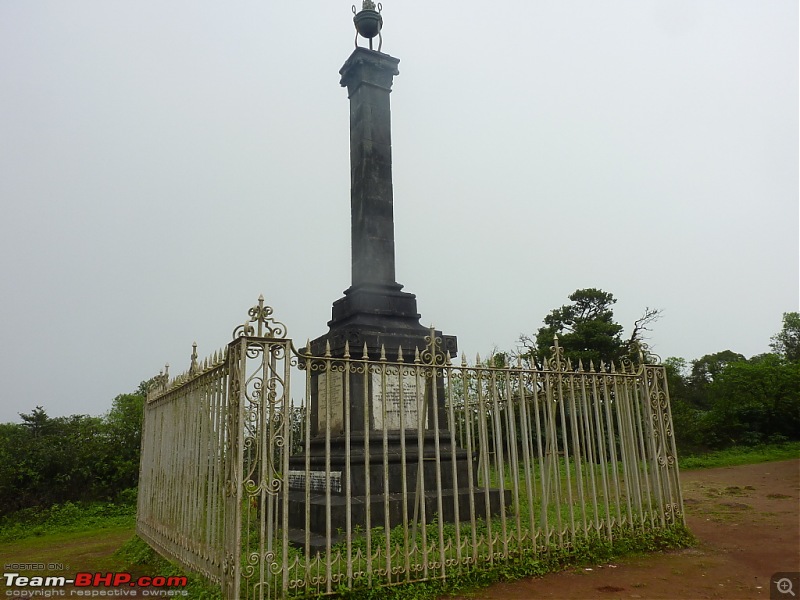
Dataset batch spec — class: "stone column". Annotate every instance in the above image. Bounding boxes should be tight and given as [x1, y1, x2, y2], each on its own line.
[322, 48, 425, 346]
[341, 47, 400, 289]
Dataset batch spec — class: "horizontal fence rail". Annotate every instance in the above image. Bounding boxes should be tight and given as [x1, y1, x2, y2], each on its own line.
[137, 298, 684, 600]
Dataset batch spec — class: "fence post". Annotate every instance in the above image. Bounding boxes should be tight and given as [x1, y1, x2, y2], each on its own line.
[223, 336, 247, 600]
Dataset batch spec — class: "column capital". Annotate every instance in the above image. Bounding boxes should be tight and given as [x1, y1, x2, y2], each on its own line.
[339, 48, 400, 97]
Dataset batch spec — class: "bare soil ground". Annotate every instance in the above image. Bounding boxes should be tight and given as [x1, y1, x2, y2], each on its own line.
[448, 459, 800, 600]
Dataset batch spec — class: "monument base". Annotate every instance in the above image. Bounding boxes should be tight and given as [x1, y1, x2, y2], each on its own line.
[311, 283, 457, 360]
[286, 432, 511, 551]
[285, 486, 510, 553]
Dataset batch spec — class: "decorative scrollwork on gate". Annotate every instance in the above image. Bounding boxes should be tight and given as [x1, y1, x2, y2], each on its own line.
[546, 335, 568, 372]
[232, 294, 288, 340]
[420, 326, 448, 367]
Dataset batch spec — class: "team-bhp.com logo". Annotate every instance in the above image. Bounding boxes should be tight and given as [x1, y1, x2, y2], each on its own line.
[4, 572, 188, 596]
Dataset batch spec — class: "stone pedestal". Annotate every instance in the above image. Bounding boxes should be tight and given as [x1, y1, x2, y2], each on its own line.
[287, 432, 508, 552]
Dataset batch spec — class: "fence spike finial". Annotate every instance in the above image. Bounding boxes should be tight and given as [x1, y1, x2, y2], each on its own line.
[577, 359, 584, 372]
[362, 342, 370, 360]
[461, 352, 467, 366]
[475, 352, 481, 365]
[190, 342, 198, 374]
[610, 361, 616, 373]
[344, 340, 351, 359]
[305, 339, 311, 354]
[397, 345, 404, 362]
[324, 340, 332, 358]
[414, 346, 421, 363]
[589, 360, 596, 373]
[379, 344, 387, 361]
[256, 294, 264, 336]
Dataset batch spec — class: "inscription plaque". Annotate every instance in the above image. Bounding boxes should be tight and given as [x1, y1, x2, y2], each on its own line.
[372, 371, 422, 429]
[288, 470, 342, 494]
[317, 371, 344, 433]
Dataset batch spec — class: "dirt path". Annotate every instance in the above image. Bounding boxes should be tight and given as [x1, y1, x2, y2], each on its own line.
[449, 459, 800, 600]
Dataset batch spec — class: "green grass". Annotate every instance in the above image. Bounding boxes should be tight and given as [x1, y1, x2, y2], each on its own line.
[114, 536, 223, 599]
[678, 441, 800, 470]
[0, 525, 134, 573]
[0, 500, 221, 599]
[0, 499, 136, 542]
[333, 523, 694, 600]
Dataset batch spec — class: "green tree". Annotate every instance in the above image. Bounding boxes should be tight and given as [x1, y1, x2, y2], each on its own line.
[706, 354, 800, 446]
[533, 288, 624, 366]
[770, 311, 800, 362]
[521, 288, 659, 367]
[103, 393, 145, 492]
[688, 350, 746, 409]
[0, 384, 147, 515]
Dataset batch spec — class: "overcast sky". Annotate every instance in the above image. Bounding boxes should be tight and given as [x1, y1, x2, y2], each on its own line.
[0, 1, 797, 424]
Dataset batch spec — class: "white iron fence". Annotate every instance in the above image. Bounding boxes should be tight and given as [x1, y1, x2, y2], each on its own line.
[137, 298, 684, 599]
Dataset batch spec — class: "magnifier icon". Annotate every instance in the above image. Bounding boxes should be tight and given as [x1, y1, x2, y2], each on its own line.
[777, 578, 796, 596]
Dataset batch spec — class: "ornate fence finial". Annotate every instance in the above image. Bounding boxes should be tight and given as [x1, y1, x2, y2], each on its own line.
[189, 342, 198, 374]
[546, 334, 567, 372]
[232, 295, 287, 340]
[421, 326, 447, 366]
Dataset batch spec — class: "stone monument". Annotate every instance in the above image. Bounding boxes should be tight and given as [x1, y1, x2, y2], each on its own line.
[287, 2, 505, 549]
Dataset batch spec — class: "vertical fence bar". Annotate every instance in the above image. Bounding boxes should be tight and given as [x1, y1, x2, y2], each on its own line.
[531, 366, 549, 546]
[362, 343, 373, 586]
[302, 350, 312, 584]
[600, 368, 622, 529]
[516, 364, 537, 549]
[445, 359, 462, 568]
[631, 366, 656, 527]
[503, 366, 522, 549]
[398, 348, 411, 581]
[643, 367, 666, 528]
[475, 359, 494, 562]
[589, 364, 613, 540]
[343, 343, 353, 589]
[323, 347, 333, 595]
[566, 369, 587, 538]
[555, 368, 576, 544]
[429, 352, 446, 578]
[460, 358, 478, 566]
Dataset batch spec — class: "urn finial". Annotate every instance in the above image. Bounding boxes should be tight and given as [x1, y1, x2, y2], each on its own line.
[352, 1, 383, 51]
